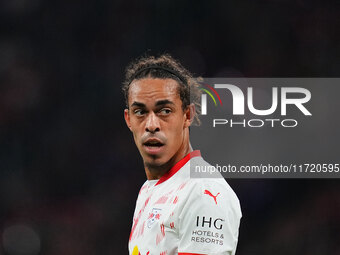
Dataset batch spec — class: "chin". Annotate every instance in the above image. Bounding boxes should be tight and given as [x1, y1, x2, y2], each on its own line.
[143, 155, 167, 168]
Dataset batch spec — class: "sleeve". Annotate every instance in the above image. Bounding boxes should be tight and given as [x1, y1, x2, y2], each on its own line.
[177, 181, 242, 255]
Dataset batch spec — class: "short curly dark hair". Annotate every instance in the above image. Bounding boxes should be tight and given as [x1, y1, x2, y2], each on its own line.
[122, 54, 201, 125]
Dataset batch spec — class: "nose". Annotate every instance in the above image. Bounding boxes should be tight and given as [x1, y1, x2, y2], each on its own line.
[145, 112, 160, 133]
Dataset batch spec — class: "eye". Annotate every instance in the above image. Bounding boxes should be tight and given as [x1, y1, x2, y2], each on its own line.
[159, 108, 172, 115]
[134, 109, 146, 116]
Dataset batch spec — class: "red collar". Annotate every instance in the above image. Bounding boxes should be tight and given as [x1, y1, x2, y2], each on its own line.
[155, 150, 201, 186]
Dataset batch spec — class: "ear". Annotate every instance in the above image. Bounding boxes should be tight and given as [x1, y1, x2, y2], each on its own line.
[184, 103, 195, 128]
[124, 109, 132, 131]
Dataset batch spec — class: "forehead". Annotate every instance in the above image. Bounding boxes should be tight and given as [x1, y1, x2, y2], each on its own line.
[128, 78, 181, 105]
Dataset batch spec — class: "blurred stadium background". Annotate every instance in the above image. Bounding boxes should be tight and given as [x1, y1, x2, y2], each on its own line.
[0, 0, 339, 254]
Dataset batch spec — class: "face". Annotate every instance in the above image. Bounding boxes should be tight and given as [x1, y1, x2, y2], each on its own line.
[124, 78, 193, 169]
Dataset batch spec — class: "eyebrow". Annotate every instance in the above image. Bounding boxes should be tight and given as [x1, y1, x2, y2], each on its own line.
[131, 101, 146, 108]
[130, 99, 175, 108]
[155, 99, 175, 106]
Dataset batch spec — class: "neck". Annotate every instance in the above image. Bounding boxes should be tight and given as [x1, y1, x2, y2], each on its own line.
[145, 143, 193, 180]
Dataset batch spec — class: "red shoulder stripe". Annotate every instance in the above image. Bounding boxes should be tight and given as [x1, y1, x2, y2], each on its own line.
[155, 150, 201, 186]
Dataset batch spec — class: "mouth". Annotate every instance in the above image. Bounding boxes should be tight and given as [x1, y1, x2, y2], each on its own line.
[142, 139, 165, 155]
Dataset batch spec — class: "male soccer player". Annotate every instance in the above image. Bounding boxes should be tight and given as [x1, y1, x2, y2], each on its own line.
[123, 54, 241, 255]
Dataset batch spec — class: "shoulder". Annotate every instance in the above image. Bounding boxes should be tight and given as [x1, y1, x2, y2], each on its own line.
[184, 178, 241, 218]
[179, 157, 242, 218]
[177, 158, 242, 252]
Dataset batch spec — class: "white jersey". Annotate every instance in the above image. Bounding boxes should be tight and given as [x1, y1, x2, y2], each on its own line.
[128, 150, 242, 255]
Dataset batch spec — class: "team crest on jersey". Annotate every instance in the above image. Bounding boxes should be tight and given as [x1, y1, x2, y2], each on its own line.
[147, 208, 162, 228]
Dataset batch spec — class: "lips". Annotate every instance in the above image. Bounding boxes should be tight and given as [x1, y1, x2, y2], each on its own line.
[142, 138, 165, 155]
[143, 138, 164, 147]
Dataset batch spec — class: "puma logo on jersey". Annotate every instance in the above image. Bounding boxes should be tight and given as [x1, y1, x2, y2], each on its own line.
[204, 189, 220, 205]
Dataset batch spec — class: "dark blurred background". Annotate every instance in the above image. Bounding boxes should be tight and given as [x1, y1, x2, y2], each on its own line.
[0, 0, 339, 254]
